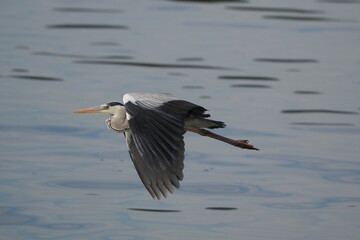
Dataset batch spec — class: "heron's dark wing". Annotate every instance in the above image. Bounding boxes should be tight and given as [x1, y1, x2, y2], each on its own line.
[123, 92, 206, 199]
[125, 131, 181, 199]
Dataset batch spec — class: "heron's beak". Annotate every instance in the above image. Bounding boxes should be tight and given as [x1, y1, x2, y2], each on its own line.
[73, 106, 103, 114]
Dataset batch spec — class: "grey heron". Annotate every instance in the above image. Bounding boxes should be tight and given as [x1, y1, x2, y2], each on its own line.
[74, 92, 258, 199]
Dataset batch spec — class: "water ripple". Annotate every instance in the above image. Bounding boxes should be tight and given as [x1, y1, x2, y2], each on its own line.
[74, 60, 235, 70]
[263, 15, 345, 22]
[294, 90, 322, 94]
[89, 41, 122, 46]
[0, 206, 35, 225]
[38, 223, 86, 230]
[46, 180, 141, 190]
[0, 206, 91, 231]
[34, 51, 133, 60]
[265, 202, 325, 209]
[255, 58, 319, 63]
[127, 208, 180, 213]
[176, 57, 204, 62]
[219, 75, 278, 81]
[231, 84, 272, 88]
[182, 85, 204, 89]
[205, 207, 237, 211]
[10, 74, 63, 82]
[12, 68, 29, 73]
[181, 183, 289, 197]
[294, 126, 360, 135]
[299, 26, 360, 32]
[46, 24, 129, 30]
[226, 6, 324, 14]
[53, 7, 123, 14]
[323, 172, 360, 184]
[265, 197, 360, 210]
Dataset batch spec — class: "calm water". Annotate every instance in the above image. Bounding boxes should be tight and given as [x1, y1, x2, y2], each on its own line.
[1, 0, 360, 239]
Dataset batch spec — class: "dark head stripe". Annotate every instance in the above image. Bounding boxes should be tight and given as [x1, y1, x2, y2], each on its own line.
[107, 102, 123, 106]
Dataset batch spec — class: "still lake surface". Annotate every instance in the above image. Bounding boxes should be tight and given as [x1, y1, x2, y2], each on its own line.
[1, 0, 360, 239]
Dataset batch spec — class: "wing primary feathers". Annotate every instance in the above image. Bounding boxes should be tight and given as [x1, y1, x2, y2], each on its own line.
[125, 131, 184, 199]
[123, 93, 212, 199]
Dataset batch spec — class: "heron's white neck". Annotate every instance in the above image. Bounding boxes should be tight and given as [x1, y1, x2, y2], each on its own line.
[106, 106, 129, 133]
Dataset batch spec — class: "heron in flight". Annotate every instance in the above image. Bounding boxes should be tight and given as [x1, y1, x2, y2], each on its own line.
[74, 92, 258, 199]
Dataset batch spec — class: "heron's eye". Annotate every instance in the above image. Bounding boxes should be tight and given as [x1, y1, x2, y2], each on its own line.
[103, 105, 110, 110]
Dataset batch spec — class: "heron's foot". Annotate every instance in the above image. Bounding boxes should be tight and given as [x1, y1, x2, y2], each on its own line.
[235, 140, 259, 150]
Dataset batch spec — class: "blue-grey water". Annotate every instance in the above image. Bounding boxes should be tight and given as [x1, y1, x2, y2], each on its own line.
[1, 0, 360, 239]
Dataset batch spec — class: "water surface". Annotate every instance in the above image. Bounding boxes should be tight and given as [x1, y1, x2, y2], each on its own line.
[1, 0, 359, 239]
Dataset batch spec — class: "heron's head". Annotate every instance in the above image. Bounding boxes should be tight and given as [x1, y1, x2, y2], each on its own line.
[73, 102, 124, 115]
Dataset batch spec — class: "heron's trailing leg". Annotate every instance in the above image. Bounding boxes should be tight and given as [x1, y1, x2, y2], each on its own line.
[185, 127, 259, 150]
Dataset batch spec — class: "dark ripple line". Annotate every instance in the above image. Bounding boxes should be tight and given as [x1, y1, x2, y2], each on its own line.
[53, 7, 123, 13]
[168, 72, 187, 76]
[97, 56, 134, 60]
[14, 45, 30, 50]
[33, 51, 133, 60]
[12, 68, 29, 73]
[10, 75, 63, 81]
[205, 207, 237, 211]
[74, 60, 235, 70]
[127, 208, 180, 213]
[182, 85, 204, 89]
[176, 57, 204, 62]
[282, 109, 358, 114]
[294, 90, 322, 94]
[227, 6, 325, 14]
[33, 51, 90, 58]
[231, 84, 271, 88]
[263, 15, 341, 22]
[46, 24, 129, 29]
[219, 75, 278, 81]
[255, 58, 318, 63]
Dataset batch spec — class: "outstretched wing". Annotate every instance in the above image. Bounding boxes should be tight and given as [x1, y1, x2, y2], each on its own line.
[125, 131, 181, 199]
[123, 92, 206, 199]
